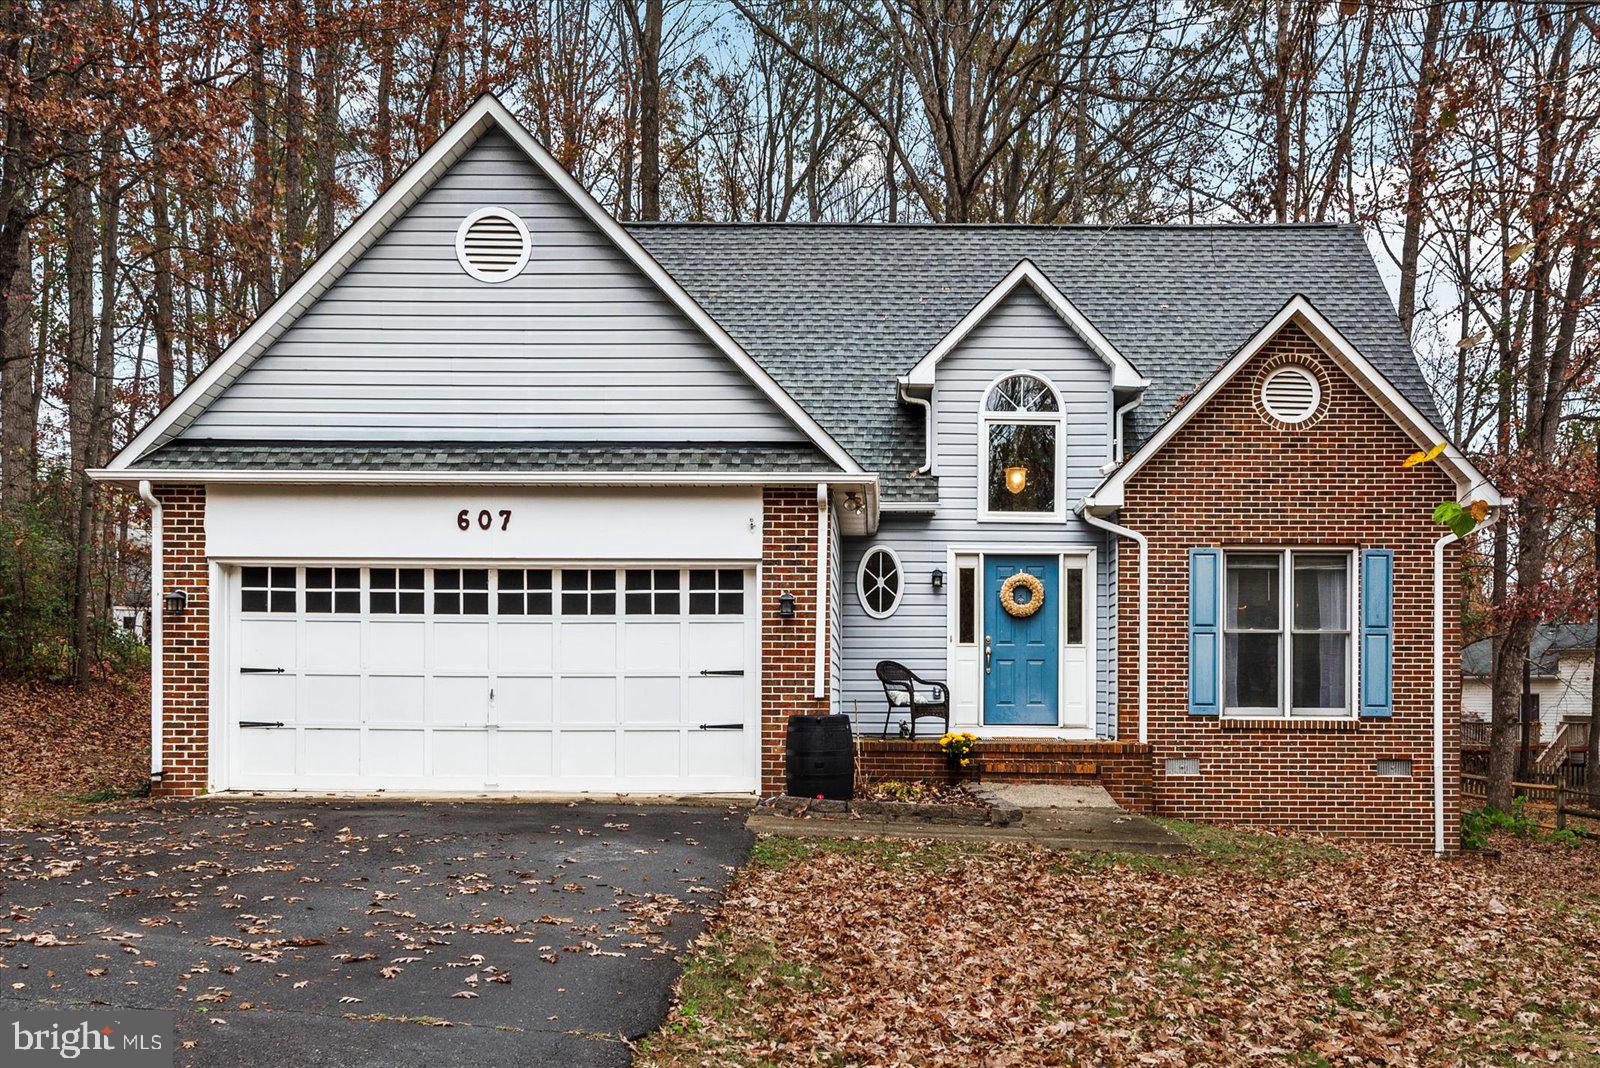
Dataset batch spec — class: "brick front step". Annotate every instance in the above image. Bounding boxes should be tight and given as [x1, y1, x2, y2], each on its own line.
[855, 737, 1154, 813]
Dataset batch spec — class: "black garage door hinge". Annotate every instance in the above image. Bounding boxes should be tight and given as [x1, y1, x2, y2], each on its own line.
[698, 669, 745, 677]
[697, 723, 744, 730]
[239, 666, 285, 675]
[239, 720, 285, 729]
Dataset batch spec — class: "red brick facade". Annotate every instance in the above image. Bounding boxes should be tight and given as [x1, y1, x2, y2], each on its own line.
[759, 485, 830, 795]
[1118, 322, 1461, 850]
[153, 484, 210, 798]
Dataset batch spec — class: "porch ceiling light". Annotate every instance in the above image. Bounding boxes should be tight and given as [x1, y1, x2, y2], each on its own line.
[843, 492, 865, 515]
[1004, 465, 1028, 495]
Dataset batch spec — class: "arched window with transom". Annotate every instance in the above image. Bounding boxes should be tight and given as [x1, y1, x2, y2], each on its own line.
[979, 371, 1064, 521]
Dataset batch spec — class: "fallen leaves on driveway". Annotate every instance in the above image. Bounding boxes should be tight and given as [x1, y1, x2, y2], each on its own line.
[0, 677, 149, 825]
[640, 829, 1600, 1066]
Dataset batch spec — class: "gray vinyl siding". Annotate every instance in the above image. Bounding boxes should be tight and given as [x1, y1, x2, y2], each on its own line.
[839, 285, 1120, 737]
[183, 128, 805, 443]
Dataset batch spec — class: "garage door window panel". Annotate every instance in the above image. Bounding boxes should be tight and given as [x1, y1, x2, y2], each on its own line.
[689, 569, 743, 615]
[625, 569, 681, 615]
[370, 568, 424, 614]
[562, 569, 617, 615]
[242, 566, 297, 613]
[434, 568, 489, 615]
[306, 567, 361, 614]
[497, 569, 553, 616]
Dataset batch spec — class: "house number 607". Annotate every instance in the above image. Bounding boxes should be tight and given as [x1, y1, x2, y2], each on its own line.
[457, 508, 511, 531]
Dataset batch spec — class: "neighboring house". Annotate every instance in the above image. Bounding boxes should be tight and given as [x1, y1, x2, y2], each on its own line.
[1462, 624, 1595, 748]
[111, 605, 150, 645]
[92, 96, 1501, 853]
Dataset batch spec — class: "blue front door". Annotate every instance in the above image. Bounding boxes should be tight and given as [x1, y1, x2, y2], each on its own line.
[984, 555, 1059, 725]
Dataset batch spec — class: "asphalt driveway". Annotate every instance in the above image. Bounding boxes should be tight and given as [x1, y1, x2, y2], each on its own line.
[0, 799, 753, 1066]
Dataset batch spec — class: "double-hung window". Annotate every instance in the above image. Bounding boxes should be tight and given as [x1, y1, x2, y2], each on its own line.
[979, 372, 1064, 521]
[1223, 550, 1352, 718]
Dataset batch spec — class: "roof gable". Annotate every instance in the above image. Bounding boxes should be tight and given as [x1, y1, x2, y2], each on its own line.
[902, 259, 1146, 391]
[1085, 295, 1502, 510]
[105, 96, 861, 475]
[628, 222, 1443, 503]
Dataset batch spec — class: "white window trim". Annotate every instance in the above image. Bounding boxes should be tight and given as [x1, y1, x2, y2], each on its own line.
[455, 206, 532, 283]
[1221, 548, 1358, 720]
[1261, 365, 1322, 424]
[856, 546, 904, 619]
[976, 370, 1067, 524]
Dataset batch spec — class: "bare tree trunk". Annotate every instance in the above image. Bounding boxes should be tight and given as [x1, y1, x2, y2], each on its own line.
[281, 0, 307, 290]
[248, 19, 274, 312]
[635, 0, 663, 220]
[65, 117, 96, 684]
[312, 0, 339, 252]
[1591, 433, 1600, 790]
[1269, 0, 1292, 223]
[376, 0, 395, 186]
[0, 232, 33, 515]
[1396, 0, 1448, 339]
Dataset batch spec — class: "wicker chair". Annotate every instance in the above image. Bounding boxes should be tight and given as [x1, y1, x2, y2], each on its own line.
[875, 660, 950, 739]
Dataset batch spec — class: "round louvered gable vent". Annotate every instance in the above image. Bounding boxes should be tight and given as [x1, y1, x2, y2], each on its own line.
[1260, 366, 1321, 424]
[455, 207, 530, 282]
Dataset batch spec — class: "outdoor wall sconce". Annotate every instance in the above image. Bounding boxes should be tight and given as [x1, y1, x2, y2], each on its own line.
[163, 589, 187, 616]
[931, 569, 945, 591]
[777, 591, 796, 618]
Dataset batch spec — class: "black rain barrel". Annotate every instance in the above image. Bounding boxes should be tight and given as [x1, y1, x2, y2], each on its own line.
[785, 714, 855, 800]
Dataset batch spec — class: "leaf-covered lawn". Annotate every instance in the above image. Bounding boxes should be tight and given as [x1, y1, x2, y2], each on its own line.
[0, 676, 150, 826]
[639, 826, 1600, 1066]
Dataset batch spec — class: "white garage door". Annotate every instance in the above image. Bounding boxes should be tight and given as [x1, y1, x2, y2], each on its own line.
[223, 564, 756, 793]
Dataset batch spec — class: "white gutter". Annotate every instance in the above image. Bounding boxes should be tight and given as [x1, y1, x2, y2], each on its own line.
[138, 481, 164, 785]
[91, 468, 878, 488]
[815, 483, 829, 700]
[898, 380, 933, 476]
[1434, 513, 1496, 856]
[1080, 505, 1148, 744]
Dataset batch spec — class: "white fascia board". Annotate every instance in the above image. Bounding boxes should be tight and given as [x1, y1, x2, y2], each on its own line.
[902, 259, 1148, 392]
[89, 468, 877, 490]
[1087, 295, 1503, 511]
[108, 94, 863, 477]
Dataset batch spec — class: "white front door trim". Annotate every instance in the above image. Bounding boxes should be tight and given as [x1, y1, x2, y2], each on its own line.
[943, 544, 1097, 739]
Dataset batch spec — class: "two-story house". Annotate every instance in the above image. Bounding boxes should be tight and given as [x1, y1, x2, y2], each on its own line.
[95, 96, 1499, 853]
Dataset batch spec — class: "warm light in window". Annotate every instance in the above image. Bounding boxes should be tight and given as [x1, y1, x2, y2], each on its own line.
[1004, 466, 1028, 495]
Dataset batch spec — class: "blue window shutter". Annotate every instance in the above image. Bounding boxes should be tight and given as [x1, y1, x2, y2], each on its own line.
[1361, 549, 1394, 718]
[1188, 548, 1221, 717]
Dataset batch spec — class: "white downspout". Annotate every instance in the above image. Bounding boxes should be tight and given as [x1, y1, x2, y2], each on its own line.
[815, 482, 828, 701]
[899, 380, 933, 476]
[138, 480, 163, 785]
[1112, 394, 1142, 464]
[1080, 506, 1148, 744]
[1434, 513, 1496, 856]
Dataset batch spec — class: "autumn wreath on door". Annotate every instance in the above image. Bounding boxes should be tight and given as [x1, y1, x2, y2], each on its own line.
[999, 571, 1046, 618]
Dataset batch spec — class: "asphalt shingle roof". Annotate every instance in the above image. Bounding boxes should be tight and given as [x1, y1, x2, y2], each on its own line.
[137, 439, 840, 474]
[1462, 624, 1598, 679]
[627, 222, 1438, 503]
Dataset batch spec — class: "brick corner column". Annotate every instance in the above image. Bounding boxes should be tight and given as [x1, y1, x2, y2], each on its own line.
[759, 486, 829, 796]
[153, 484, 210, 798]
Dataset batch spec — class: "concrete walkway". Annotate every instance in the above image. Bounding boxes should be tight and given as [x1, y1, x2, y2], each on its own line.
[747, 783, 1190, 856]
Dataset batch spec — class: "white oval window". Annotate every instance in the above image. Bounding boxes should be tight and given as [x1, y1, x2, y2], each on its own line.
[1261, 366, 1321, 424]
[857, 547, 903, 619]
[456, 207, 530, 282]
